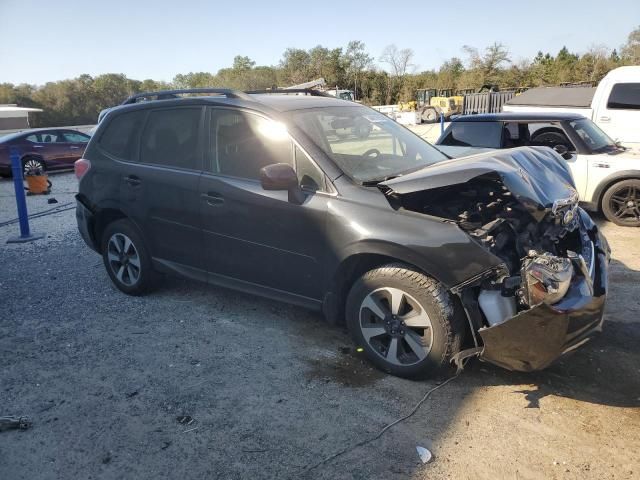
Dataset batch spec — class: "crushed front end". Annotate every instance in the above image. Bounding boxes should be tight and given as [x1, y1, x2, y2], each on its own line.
[382, 147, 611, 372]
[472, 209, 609, 371]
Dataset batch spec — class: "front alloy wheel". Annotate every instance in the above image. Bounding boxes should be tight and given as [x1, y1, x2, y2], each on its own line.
[359, 287, 433, 367]
[346, 264, 465, 378]
[23, 157, 45, 177]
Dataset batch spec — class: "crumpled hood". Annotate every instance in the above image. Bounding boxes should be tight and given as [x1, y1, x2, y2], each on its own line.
[381, 146, 577, 222]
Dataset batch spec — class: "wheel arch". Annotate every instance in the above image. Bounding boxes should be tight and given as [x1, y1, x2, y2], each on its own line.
[592, 170, 640, 209]
[322, 245, 457, 326]
[92, 206, 143, 253]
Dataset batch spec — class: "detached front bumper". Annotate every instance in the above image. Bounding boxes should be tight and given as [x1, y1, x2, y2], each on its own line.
[477, 211, 610, 372]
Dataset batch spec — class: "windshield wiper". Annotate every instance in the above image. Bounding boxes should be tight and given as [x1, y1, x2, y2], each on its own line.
[361, 174, 402, 186]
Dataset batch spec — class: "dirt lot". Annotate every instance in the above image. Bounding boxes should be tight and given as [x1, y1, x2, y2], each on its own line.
[1, 172, 638, 480]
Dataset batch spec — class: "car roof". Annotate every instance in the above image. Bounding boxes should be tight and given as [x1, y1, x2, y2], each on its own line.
[104, 93, 360, 118]
[450, 112, 586, 122]
[0, 127, 76, 143]
[249, 94, 357, 111]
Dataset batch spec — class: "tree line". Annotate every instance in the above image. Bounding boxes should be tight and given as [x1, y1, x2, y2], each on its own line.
[1, 27, 638, 127]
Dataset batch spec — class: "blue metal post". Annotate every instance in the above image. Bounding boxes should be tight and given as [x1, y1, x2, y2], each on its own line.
[7, 146, 44, 243]
[440, 112, 445, 135]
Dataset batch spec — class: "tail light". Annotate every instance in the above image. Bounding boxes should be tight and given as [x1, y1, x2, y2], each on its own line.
[74, 158, 91, 180]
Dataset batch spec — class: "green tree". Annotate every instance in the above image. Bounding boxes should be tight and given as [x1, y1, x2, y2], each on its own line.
[621, 26, 640, 64]
[344, 40, 372, 100]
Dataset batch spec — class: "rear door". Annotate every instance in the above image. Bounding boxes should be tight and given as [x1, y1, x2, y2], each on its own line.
[105, 106, 205, 269]
[199, 107, 330, 300]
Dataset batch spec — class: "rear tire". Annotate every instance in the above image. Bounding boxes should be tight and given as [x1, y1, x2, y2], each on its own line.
[101, 219, 159, 295]
[346, 263, 465, 378]
[601, 179, 640, 227]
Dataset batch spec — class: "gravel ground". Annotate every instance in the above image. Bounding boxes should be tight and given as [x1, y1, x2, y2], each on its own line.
[0, 172, 638, 480]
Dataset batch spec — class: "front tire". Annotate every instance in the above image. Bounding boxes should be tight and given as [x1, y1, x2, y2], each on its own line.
[22, 157, 46, 177]
[346, 264, 465, 378]
[101, 219, 158, 295]
[601, 179, 640, 227]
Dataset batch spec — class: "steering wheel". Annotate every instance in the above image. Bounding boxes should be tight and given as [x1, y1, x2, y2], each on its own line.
[363, 148, 381, 158]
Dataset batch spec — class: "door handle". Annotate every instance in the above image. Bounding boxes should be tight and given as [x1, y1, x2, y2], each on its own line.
[201, 192, 224, 206]
[124, 175, 141, 186]
[599, 116, 611, 122]
[70, 146, 80, 150]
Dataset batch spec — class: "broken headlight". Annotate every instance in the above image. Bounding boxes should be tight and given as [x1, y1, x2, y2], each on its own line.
[521, 251, 573, 307]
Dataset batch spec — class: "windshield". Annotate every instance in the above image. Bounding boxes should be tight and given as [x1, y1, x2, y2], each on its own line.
[570, 118, 616, 152]
[289, 106, 447, 183]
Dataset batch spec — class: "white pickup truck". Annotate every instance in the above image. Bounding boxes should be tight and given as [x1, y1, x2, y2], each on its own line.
[503, 66, 640, 152]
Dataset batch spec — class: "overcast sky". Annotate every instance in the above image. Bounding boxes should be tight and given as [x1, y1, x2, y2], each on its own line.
[1, 0, 638, 85]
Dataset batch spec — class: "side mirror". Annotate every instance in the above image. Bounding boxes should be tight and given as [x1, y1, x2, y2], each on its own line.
[553, 144, 568, 155]
[553, 144, 573, 160]
[260, 163, 305, 204]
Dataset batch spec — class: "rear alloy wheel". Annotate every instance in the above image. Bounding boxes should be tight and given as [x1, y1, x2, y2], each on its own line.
[22, 157, 45, 177]
[101, 219, 158, 295]
[346, 264, 465, 378]
[602, 179, 640, 227]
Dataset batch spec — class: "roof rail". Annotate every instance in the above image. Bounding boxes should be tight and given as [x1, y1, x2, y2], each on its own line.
[245, 88, 332, 97]
[121, 88, 252, 105]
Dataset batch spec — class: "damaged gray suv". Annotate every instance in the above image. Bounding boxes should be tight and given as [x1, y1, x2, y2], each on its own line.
[75, 88, 609, 378]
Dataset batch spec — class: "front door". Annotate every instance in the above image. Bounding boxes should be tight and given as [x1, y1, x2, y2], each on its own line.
[199, 107, 329, 300]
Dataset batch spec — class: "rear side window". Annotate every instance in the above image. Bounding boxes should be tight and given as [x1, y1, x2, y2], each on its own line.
[62, 132, 90, 143]
[140, 107, 202, 169]
[607, 83, 640, 110]
[99, 110, 146, 160]
[439, 122, 502, 148]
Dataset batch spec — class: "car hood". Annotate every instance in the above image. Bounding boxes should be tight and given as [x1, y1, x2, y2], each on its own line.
[435, 145, 494, 158]
[381, 146, 577, 222]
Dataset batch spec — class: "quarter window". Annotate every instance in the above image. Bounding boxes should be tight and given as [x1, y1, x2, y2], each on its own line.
[607, 83, 640, 110]
[295, 146, 326, 191]
[210, 110, 292, 180]
[99, 110, 147, 160]
[140, 108, 201, 169]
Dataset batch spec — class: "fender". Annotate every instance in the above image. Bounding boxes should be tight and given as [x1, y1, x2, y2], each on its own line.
[334, 236, 502, 290]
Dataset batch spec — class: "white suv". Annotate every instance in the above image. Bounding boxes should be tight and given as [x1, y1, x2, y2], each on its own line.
[436, 113, 640, 227]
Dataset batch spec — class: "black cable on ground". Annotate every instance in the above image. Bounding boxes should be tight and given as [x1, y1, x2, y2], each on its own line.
[302, 372, 461, 474]
[0, 202, 74, 228]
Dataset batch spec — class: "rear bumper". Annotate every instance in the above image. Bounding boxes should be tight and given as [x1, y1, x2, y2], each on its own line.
[76, 195, 99, 253]
[478, 211, 609, 372]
